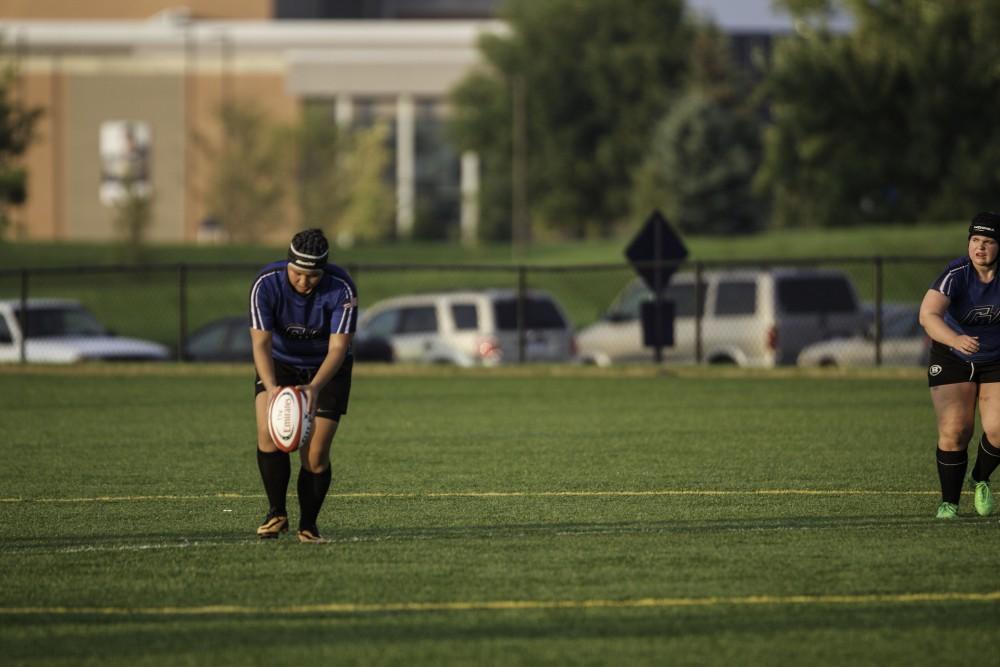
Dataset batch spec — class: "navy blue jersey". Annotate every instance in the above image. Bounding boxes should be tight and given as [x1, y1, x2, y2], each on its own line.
[249, 260, 358, 367]
[930, 256, 1000, 362]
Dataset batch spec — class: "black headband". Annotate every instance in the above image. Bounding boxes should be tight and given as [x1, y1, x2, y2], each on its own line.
[287, 243, 328, 270]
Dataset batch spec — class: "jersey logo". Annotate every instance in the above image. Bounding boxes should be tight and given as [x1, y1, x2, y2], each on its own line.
[283, 325, 324, 340]
[960, 306, 1000, 325]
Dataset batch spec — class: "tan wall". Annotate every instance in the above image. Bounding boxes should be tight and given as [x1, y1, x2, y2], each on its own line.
[16, 66, 58, 240]
[188, 72, 300, 243]
[66, 74, 186, 242]
[14, 65, 300, 243]
[0, 0, 270, 19]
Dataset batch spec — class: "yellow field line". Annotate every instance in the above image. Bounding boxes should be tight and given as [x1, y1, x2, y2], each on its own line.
[2, 590, 997, 617]
[0, 489, 941, 503]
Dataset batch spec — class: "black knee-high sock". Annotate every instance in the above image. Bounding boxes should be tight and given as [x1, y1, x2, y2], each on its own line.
[937, 449, 968, 504]
[297, 467, 332, 530]
[971, 434, 1000, 482]
[257, 449, 290, 514]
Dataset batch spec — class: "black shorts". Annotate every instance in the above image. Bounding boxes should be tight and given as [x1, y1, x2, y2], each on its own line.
[927, 342, 1000, 386]
[255, 356, 353, 420]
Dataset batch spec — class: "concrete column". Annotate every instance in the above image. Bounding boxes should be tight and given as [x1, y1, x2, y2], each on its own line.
[334, 94, 353, 127]
[460, 150, 480, 247]
[395, 94, 415, 240]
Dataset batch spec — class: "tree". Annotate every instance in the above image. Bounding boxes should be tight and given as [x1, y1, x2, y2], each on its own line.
[296, 106, 344, 235]
[201, 101, 293, 243]
[758, 1, 1000, 227]
[111, 170, 153, 262]
[333, 122, 394, 246]
[449, 0, 693, 240]
[0, 58, 42, 238]
[632, 28, 765, 235]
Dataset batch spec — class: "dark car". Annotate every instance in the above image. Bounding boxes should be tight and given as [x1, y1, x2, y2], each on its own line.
[182, 316, 393, 363]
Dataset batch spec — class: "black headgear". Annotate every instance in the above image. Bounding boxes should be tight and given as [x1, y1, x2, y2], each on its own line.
[968, 212, 1000, 241]
[288, 229, 329, 270]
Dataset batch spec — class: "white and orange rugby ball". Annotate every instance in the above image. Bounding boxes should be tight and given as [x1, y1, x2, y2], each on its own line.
[267, 386, 313, 453]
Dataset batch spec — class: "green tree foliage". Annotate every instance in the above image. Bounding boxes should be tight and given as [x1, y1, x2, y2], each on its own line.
[333, 122, 394, 246]
[297, 106, 344, 235]
[0, 59, 41, 238]
[758, 1, 1000, 227]
[201, 101, 292, 243]
[111, 171, 153, 263]
[632, 29, 765, 235]
[449, 0, 693, 240]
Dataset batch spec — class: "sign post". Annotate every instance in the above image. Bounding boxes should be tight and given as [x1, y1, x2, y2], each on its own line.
[624, 211, 689, 363]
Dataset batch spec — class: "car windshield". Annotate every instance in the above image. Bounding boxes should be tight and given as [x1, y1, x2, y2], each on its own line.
[883, 309, 921, 338]
[14, 305, 108, 337]
[494, 298, 567, 330]
[777, 277, 858, 314]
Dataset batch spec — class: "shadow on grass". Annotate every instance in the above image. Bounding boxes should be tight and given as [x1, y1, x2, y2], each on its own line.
[1, 600, 996, 663]
[1, 513, 989, 555]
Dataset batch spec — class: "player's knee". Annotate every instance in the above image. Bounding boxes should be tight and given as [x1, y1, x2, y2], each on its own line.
[980, 431, 1000, 449]
[938, 426, 973, 450]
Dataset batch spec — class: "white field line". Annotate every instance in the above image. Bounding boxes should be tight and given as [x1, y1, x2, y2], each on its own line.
[1, 590, 997, 617]
[0, 489, 940, 503]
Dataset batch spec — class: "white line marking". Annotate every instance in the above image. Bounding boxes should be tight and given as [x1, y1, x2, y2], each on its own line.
[2, 591, 998, 616]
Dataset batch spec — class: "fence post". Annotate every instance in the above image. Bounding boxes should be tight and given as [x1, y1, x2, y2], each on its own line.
[874, 256, 883, 366]
[18, 269, 28, 364]
[516, 265, 526, 363]
[695, 261, 703, 364]
[177, 263, 188, 362]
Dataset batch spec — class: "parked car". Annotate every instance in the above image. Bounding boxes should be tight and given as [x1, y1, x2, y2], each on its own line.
[182, 315, 394, 363]
[357, 289, 575, 366]
[796, 304, 929, 367]
[576, 268, 866, 367]
[0, 298, 171, 363]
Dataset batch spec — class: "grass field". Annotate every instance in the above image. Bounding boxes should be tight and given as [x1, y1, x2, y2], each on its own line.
[1, 364, 998, 666]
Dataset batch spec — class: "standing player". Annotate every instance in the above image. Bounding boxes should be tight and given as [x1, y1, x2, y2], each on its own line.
[920, 212, 1000, 518]
[249, 228, 357, 543]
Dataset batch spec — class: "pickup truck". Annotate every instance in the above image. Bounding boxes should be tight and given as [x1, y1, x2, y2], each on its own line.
[0, 298, 171, 363]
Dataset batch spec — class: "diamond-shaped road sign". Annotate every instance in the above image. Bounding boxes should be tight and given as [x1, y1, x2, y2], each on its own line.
[624, 210, 688, 293]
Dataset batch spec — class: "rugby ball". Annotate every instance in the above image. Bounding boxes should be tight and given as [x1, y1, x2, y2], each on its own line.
[267, 386, 313, 453]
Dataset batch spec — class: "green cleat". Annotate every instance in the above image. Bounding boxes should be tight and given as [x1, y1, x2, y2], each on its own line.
[971, 479, 995, 517]
[935, 502, 959, 519]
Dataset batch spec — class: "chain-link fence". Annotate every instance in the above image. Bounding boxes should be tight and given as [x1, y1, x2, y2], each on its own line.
[0, 256, 949, 366]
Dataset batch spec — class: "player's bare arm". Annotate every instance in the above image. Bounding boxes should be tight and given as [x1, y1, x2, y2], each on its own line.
[302, 333, 353, 413]
[250, 328, 280, 398]
[919, 289, 979, 356]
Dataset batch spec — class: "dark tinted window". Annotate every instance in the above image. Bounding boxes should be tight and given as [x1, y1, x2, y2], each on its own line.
[364, 309, 400, 337]
[884, 309, 921, 338]
[397, 306, 438, 334]
[15, 306, 107, 337]
[494, 298, 567, 330]
[451, 304, 478, 331]
[715, 281, 756, 315]
[186, 321, 229, 356]
[777, 277, 858, 314]
[662, 283, 705, 318]
[0, 315, 10, 343]
[231, 325, 253, 355]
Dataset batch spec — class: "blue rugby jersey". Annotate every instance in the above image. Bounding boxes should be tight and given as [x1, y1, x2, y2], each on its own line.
[930, 256, 1000, 362]
[249, 260, 358, 367]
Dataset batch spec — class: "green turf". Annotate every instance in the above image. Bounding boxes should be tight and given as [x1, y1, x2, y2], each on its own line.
[1, 365, 997, 666]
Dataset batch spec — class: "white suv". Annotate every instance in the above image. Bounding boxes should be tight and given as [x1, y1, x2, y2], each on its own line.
[357, 289, 575, 366]
[576, 268, 865, 367]
[0, 298, 171, 363]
